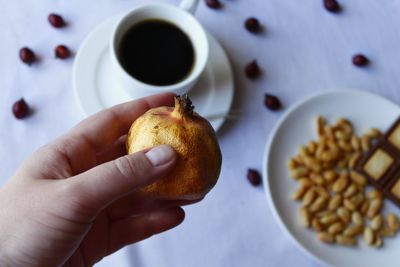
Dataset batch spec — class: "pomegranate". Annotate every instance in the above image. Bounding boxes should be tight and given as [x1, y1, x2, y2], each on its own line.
[126, 95, 222, 200]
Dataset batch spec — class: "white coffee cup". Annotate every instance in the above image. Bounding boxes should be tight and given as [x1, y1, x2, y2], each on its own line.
[110, 0, 209, 98]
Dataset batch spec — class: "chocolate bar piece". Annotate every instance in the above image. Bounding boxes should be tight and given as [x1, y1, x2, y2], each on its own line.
[363, 148, 394, 181]
[356, 142, 399, 192]
[383, 171, 400, 207]
[356, 117, 400, 207]
[386, 117, 400, 150]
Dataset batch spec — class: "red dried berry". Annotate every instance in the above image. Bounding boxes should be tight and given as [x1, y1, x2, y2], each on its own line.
[55, 45, 71, 59]
[324, 0, 341, 13]
[12, 98, 30, 119]
[245, 60, 261, 79]
[352, 54, 369, 67]
[19, 47, 35, 65]
[205, 0, 221, 9]
[48, 13, 65, 28]
[265, 94, 282, 111]
[247, 169, 262, 186]
[245, 18, 261, 33]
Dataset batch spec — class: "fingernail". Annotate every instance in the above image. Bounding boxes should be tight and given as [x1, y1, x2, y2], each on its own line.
[145, 145, 176, 166]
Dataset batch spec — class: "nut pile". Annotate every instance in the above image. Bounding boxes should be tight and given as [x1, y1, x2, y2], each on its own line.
[289, 116, 400, 247]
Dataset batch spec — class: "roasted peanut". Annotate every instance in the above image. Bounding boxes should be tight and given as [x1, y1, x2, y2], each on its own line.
[343, 184, 358, 198]
[328, 195, 342, 211]
[300, 207, 311, 228]
[320, 213, 340, 225]
[350, 193, 364, 208]
[309, 196, 328, 213]
[328, 222, 344, 235]
[307, 141, 318, 155]
[361, 135, 371, 152]
[387, 214, 400, 232]
[316, 210, 333, 218]
[380, 227, 396, 237]
[336, 235, 356, 246]
[352, 211, 364, 226]
[298, 178, 313, 188]
[317, 232, 335, 244]
[312, 218, 325, 232]
[350, 171, 367, 187]
[290, 167, 309, 179]
[371, 215, 383, 231]
[336, 118, 353, 135]
[338, 140, 353, 152]
[323, 170, 337, 182]
[367, 198, 383, 219]
[314, 186, 329, 198]
[337, 157, 349, 169]
[332, 174, 349, 193]
[351, 136, 361, 151]
[343, 199, 357, 211]
[324, 126, 335, 140]
[337, 207, 351, 224]
[288, 158, 298, 170]
[303, 189, 317, 207]
[310, 174, 325, 185]
[303, 157, 322, 173]
[366, 128, 382, 139]
[291, 185, 309, 200]
[368, 190, 382, 199]
[317, 116, 326, 137]
[320, 151, 334, 162]
[299, 145, 309, 157]
[343, 224, 363, 237]
[348, 152, 361, 169]
[364, 227, 375, 246]
[335, 130, 349, 141]
[373, 236, 383, 248]
[360, 201, 369, 215]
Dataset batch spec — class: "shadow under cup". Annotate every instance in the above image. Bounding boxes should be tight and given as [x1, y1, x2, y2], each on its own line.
[111, 3, 209, 97]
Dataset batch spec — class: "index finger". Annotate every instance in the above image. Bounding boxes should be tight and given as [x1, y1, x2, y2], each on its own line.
[69, 92, 175, 152]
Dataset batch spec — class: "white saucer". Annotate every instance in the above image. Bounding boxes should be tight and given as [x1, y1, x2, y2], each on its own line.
[263, 90, 400, 267]
[73, 16, 234, 131]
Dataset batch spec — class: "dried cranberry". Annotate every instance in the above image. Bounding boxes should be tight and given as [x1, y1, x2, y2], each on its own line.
[205, 0, 221, 9]
[264, 94, 282, 111]
[48, 13, 65, 28]
[245, 60, 261, 79]
[19, 47, 35, 65]
[55, 45, 71, 59]
[247, 169, 262, 186]
[324, 0, 341, 13]
[12, 98, 30, 119]
[352, 54, 369, 67]
[245, 18, 261, 33]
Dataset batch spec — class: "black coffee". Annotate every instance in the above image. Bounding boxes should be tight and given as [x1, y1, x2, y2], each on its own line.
[118, 20, 195, 86]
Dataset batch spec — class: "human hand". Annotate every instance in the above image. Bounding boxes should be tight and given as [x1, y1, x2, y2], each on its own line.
[0, 93, 196, 266]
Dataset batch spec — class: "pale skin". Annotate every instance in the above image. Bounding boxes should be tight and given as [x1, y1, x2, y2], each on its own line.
[0, 93, 198, 266]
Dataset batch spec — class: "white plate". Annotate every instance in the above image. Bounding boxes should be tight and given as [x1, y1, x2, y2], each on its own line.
[263, 90, 400, 267]
[73, 16, 234, 131]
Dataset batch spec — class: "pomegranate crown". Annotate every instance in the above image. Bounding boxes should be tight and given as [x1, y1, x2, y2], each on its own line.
[175, 94, 195, 116]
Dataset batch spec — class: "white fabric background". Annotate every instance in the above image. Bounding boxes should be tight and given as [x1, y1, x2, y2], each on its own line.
[2, 0, 400, 266]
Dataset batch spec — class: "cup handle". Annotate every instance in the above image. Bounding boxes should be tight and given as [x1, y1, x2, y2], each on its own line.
[179, 0, 199, 14]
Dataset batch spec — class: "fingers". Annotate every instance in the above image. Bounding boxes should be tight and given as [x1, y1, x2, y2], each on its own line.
[68, 145, 177, 211]
[96, 135, 127, 165]
[69, 93, 175, 153]
[107, 195, 201, 220]
[107, 207, 185, 256]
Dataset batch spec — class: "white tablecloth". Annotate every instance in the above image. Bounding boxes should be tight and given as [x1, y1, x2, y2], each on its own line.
[2, 0, 400, 266]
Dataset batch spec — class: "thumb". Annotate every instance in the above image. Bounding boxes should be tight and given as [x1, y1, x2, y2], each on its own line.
[68, 144, 176, 209]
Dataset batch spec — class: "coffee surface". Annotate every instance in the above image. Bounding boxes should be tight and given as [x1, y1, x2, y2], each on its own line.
[119, 20, 195, 86]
